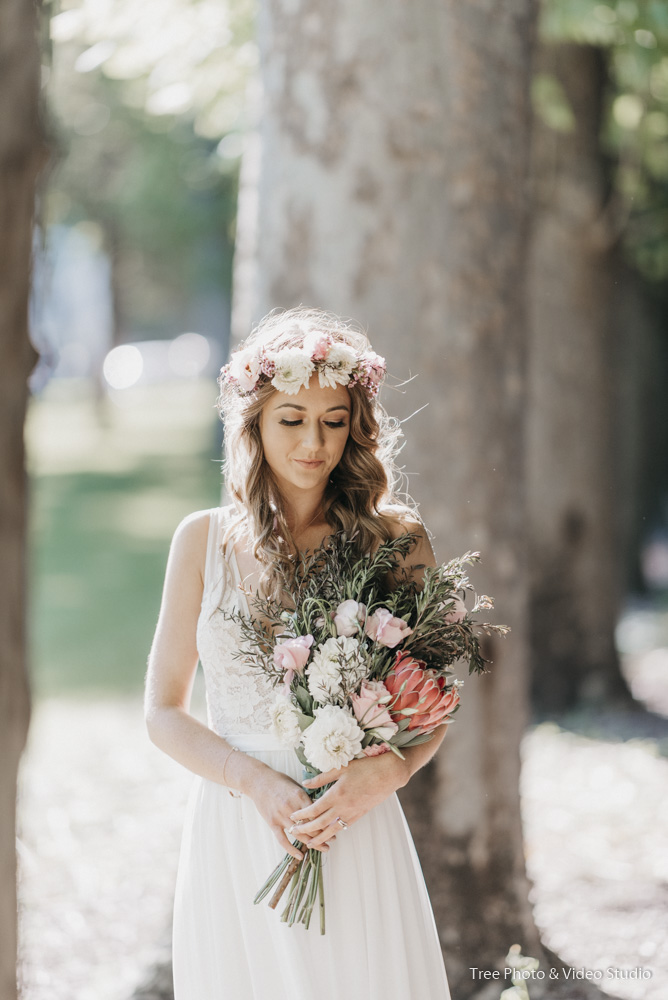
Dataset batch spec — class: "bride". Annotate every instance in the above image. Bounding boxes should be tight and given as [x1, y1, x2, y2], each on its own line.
[144, 307, 459, 999]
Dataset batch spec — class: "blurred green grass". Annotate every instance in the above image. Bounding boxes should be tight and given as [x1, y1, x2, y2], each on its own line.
[26, 378, 223, 697]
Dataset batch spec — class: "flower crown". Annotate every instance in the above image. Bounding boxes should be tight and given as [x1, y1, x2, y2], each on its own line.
[218, 331, 386, 399]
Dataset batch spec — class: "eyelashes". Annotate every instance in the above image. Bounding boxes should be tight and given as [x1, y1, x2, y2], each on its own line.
[279, 419, 347, 429]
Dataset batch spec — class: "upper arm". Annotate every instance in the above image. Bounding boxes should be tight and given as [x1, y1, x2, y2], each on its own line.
[384, 512, 437, 591]
[384, 513, 466, 620]
[144, 509, 211, 723]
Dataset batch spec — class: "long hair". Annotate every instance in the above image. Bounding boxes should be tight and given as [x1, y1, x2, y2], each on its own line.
[216, 306, 419, 601]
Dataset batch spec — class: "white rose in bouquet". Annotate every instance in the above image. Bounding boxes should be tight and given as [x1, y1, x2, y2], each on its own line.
[302, 704, 365, 771]
[269, 695, 303, 748]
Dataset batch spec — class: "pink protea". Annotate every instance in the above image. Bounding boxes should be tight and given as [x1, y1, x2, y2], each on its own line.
[384, 652, 460, 735]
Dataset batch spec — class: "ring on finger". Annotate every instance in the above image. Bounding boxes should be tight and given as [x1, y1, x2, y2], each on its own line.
[287, 819, 304, 835]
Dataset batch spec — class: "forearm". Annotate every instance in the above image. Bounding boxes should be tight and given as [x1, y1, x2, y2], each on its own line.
[145, 705, 269, 795]
[398, 725, 449, 786]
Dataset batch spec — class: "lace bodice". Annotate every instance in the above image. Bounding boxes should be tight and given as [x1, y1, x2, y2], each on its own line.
[196, 506, 276, 737]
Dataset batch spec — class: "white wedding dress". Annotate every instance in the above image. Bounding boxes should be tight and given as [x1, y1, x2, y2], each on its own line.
[172, 505, 452, 1000]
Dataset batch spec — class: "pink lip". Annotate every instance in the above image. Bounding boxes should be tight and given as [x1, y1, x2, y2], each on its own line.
[294, 459, 325, 468]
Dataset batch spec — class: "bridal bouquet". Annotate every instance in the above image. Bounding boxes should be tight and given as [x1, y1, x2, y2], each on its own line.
[219, 530, 509, 933]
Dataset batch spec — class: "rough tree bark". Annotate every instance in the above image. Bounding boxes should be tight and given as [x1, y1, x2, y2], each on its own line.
[526, 42, 634, 713]
[0, 1, 48, 998]
[233, 0, 546, 993]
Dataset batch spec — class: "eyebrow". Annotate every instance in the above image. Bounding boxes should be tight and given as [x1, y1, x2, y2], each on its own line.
[275, 403, 350, 413]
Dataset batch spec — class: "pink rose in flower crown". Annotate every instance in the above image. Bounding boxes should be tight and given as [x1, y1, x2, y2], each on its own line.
[274, 635, 314, 686]
[385, 651, 460, 735]
[363, 350, 386, 386]
[350, 679, 398, 739]
[364, 607, 413, 648]
[303, 330, 333, 361]
[228, 347, 261, 391]
[332, 599, 367, 637]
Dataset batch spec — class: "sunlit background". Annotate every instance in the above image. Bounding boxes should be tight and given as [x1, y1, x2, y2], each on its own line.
[14, 0, 668, 998]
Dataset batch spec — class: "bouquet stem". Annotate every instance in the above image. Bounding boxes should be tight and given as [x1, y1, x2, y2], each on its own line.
[268, 852, 303, 909]
[254, 841, 326, 933]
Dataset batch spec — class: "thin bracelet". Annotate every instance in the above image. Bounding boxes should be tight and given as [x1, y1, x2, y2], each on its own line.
[222, 745, 241, 798]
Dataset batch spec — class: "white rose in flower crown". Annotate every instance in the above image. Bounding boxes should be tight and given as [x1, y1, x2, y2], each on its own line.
[317, 343, 357, 388]
[302, 704, 365, 771]
[269, 695, 303, 748]
[270, 348, 315, 395]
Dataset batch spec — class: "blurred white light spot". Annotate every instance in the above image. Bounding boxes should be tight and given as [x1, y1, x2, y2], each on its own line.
[103, 346, 143, 390]
[635, 28, 657, 49]
[168, 333, 210, 377]
[146, 83, 193, 117]
[216, 133, 245, 160]
[613, 94, 644, 129]
[75, 41, 117, 74]
[50, 9, 84, 42]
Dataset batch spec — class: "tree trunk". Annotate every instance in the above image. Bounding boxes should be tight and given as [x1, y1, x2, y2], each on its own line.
[237, 0, 542, 991]
[0, 0, 48, 998]
[526, 42, 633, 713]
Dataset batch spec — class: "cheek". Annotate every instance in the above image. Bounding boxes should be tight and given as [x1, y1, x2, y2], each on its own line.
[332, 430, 350, 461]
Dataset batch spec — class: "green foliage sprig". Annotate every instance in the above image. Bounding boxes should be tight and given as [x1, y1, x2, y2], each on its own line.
[219, 529, 510, 684]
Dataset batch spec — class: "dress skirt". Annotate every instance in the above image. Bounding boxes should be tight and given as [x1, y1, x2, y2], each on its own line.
[172, 736, 452, 1000]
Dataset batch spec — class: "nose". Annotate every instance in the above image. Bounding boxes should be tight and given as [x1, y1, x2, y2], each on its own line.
[302, 420, 325, 453]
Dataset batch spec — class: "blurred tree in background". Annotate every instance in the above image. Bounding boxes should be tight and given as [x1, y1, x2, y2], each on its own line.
[1, 0, 47, 996]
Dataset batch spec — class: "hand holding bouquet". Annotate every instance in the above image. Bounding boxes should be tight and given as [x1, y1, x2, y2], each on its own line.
[220, 529, 509, 933]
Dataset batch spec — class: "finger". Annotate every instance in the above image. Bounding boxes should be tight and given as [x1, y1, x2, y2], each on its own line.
[302, 768, 341, 790]
[274, 827, 304, 861]
[289, 811, 330, 834]
[306, 817, 344, 848]
[289, 801, 321, 823]
[295, 807, 340, 837]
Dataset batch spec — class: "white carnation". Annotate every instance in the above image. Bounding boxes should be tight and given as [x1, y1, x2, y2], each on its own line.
[317, 343, 357, 388]
[269, 695, 303, 748]
[270, 348, 315, 395]
[308, 639, 344, 703]
[308, 635, 362, 703]
[302, 704, 365, 771]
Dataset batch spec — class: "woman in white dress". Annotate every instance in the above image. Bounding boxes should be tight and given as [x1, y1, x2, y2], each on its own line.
[144, 307, 458, 1000]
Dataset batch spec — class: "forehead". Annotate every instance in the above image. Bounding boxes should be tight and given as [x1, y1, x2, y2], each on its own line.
[265, 377, 350, 413]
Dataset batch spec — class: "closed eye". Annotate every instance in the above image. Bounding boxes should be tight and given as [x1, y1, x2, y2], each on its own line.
[279, 419, 347, 428]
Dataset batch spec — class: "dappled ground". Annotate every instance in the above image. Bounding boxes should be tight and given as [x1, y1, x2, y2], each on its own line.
[15, 645, 668, 1000]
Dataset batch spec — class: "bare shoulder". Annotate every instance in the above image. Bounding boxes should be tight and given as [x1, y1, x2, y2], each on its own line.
[382, 506, 436, 565]
[168, 507, 220, 583]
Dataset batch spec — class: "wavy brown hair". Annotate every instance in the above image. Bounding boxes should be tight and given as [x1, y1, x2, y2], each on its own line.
[216, 306, 420, 601]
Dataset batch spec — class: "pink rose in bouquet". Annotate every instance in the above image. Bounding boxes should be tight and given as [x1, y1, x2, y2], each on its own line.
[350, 679, 398, 739]
[442, 594, 466, 624]
[274, 635, 314, 686]
[333, 599, 367, 637]
[385, 652, 460, 734]
[364, 608, 412, 648]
